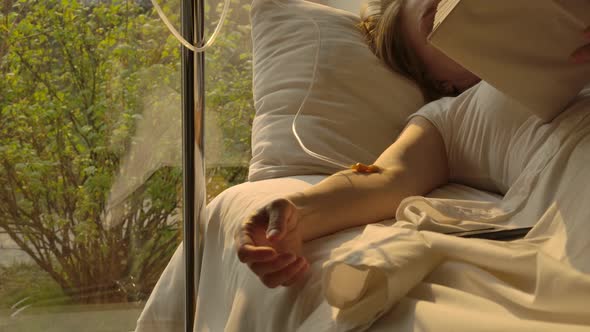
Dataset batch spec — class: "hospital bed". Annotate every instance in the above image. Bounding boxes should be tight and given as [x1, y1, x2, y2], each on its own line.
[135, 1, 590, 331]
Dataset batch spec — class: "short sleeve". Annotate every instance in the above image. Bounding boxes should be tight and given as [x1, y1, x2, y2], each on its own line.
[408, 82, 532, 194]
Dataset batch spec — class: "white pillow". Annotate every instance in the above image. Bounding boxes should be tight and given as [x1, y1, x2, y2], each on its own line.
[248, 0, 424, 181]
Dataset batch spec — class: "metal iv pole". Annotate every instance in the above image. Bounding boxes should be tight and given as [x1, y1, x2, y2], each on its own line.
[181, 0, 205, 330]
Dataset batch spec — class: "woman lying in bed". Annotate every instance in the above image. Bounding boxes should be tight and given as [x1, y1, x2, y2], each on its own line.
[235, 0, 590, 288]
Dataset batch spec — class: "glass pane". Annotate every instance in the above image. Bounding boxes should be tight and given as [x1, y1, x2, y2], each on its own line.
[201, 0, 360, 201]
[0, 0, 182, 330]
[204, 0, 253, 202]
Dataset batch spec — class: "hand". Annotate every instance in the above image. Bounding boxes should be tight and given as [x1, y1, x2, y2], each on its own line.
[234, 197, 309, 288]
[571, 26, 590, 64]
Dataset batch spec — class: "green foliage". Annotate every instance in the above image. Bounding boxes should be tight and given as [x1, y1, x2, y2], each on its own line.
[0, 0, 184, 304]
[203, 0, 254, 199]
[0, 0, 254, 305]
[206, 0, 254, 161]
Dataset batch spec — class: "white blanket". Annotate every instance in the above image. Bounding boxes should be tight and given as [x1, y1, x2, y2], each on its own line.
[136, 176, 506, 332]
[321, 89, 590, 331]
[136, 88, 590, 332]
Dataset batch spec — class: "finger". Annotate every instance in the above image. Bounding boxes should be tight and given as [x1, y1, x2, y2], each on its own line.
[235, 212, 277, 263]
[249, 253, 296, 276]
[261, 257, 307, 288]
[235, 227, 277, 263]
[237, 244, 277, 263]
[266, 199, 294, 241]
[281, 260, 310, 287]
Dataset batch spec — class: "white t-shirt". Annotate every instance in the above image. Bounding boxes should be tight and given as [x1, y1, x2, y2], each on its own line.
[397, 81, 590, 233]
[409, 82, 546, 194]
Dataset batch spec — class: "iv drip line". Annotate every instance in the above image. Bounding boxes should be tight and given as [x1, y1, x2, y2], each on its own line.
[153, 0, 357, 171]
[150, 0, 230, 52]
[285, 5, 351, 170]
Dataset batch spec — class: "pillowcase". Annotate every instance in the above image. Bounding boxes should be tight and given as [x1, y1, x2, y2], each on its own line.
[248, 0, 425, 181]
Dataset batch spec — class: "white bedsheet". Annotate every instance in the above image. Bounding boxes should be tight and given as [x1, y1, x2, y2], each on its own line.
[136, 175, 562, 332]
[136, 95, 590, 332]
[320, 91, 590, 331]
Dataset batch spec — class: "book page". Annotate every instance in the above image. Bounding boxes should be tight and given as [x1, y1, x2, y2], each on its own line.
[433, 0, 460, 32]
[426, 0, 590, 121]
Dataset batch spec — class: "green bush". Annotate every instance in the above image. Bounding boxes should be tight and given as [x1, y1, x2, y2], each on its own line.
[0, 0, 254, 304]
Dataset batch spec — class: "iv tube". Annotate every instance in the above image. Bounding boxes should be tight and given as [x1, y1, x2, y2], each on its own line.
[287, 7, 350, 170]
[150, 0, 230, 52]
[154, 0, 350, 170]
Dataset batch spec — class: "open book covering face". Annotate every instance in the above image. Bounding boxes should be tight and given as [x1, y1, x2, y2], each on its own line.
[402, 0, 481, 95]
[427, 0, 590, 122]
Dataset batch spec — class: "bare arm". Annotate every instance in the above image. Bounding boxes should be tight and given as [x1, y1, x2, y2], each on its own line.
[235, 116, 449, 287]
[290, 116, 449, 241]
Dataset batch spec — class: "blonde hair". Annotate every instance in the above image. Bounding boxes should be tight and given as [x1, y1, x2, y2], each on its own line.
[360, 0, 447, 101]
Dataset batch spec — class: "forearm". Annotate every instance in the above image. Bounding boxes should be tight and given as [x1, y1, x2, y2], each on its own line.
[289, 167, 426, 241]
[289, 117, 449, 242]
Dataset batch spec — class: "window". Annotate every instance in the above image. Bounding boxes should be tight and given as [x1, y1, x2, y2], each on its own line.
[0, 0, 253, 329]
[1, 0, 183, 330]
[204, 0, 254, 202]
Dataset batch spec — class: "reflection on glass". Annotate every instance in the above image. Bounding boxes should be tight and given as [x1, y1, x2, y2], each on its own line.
[0, 0, 182, 330]
[204, 0, 254, 202]
[1, 0, 254, 329]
